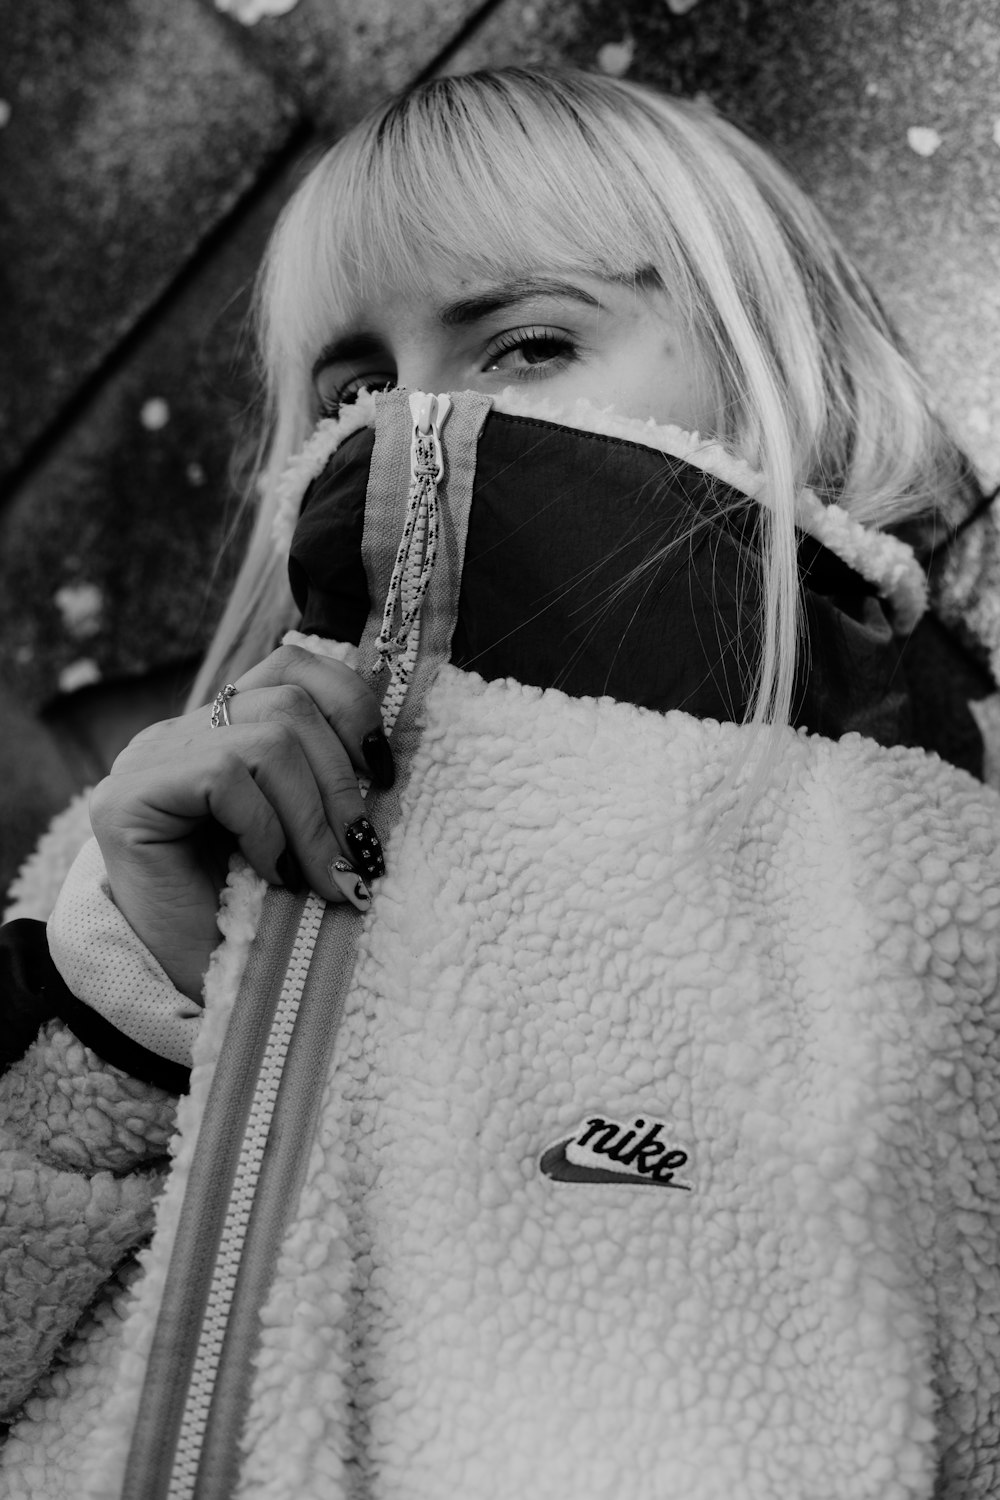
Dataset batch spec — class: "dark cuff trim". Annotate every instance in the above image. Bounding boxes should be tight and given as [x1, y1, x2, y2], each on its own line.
[0, 918, 62, 1071]
[0, 918, 190, 1094]
[56, 985, 191, 1096]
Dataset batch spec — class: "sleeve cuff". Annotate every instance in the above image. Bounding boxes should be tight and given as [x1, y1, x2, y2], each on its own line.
[1, 916, 190, 1093]
[47, 838, 203, 1074]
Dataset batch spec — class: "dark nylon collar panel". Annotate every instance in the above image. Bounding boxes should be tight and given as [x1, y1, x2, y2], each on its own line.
[288, 409, 982, 766]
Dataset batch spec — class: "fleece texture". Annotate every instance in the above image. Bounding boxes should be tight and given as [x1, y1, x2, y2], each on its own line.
[5, 667, 1000, 1500]
[2, 382, 998, 1495]
[242, 671, 1000, 1500]
[3, 791, 94, 924]
[0, 860, 264, 1498]
[0, 792, 177, 1423]
[0, 1020, 174, 1418]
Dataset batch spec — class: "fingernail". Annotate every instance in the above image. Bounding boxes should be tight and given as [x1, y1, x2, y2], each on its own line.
[344, 815, 385, 881]
[276, 847, 304, 894]
[361, 729, 395, 789]
[329, 858, 373, 913]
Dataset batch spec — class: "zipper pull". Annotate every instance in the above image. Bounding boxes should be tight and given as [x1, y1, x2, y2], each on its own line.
[373, 392, 452, 680]
[408, 391, 451, 481]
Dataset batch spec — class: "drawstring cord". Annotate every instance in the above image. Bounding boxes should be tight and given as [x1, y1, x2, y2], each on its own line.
[373, 392, 452, 731]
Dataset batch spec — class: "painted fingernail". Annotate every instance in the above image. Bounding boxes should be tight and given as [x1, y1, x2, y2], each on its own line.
[361, 729, 395, 789]
[276, 847, 304, 894]
[344, 815, 385, 881]
[329, 858, 373, 913]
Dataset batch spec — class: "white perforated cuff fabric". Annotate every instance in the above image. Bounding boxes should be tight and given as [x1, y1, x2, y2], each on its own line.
[47, 837, 204, 1068]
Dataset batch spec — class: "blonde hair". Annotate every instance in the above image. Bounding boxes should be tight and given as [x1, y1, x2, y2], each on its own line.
[190, 65, 968, 724]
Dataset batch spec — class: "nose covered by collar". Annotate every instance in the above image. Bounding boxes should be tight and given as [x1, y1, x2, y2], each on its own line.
[288, 404, 911, 741]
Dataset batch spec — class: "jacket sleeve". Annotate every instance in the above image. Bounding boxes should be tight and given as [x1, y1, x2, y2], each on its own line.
[0, 1008, 178, 1419]
[930, 905, 1000, 1497]
[0, 895, 189, 1419]
[0, 917, 191, 1094]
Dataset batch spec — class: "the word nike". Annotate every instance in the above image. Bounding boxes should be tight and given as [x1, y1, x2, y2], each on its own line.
[539, 1114, 692, 1189]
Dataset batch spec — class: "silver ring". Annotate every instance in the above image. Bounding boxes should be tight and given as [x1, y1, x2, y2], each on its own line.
[210, 683, 238, 728]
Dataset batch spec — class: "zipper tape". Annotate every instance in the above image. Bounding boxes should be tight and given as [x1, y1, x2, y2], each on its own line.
[191, 895, 363, 1498]
[180, 887, 325, 1498]
[119, 390, 492, 1500]
[119, 883, 306, 1500]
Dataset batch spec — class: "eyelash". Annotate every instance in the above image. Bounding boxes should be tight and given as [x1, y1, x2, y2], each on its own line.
[484, 326, 577, 377]
[314, 325, 578, 418]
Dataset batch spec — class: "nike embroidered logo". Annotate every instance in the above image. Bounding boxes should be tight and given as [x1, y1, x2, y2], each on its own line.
[540, 1115, 692, 1190]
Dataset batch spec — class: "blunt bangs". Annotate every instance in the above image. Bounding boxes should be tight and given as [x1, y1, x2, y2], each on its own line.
[261, 71, 713, 391]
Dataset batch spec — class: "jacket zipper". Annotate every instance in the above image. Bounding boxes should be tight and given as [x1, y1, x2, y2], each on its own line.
[169, 890, 327, 1499]
[122, 391, 457, 1500]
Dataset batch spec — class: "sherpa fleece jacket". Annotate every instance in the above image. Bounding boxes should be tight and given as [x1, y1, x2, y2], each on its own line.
[3, 663, 1000, 1500]
[4, 385, 1000, 1499]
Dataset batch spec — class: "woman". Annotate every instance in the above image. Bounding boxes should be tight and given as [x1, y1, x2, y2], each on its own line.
[2, 68, 999, 1499]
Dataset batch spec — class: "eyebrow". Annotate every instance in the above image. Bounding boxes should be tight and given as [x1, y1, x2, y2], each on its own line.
[438, 278, 602, 327]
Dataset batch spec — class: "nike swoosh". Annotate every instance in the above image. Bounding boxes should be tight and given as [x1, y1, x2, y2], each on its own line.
[539, 1139, 692, 1189]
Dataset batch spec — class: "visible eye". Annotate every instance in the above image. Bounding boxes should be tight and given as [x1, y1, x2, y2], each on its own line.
[483, 326, 576, 379]
[315, 371, 396, 420]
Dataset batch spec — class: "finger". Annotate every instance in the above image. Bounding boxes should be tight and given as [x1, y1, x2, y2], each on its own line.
[205, 755, 289, 884]
[106, 701, 385, 895]
[213, 763, 366, 911]
[230, 720, 380, 903]
[233, 644, 395, 789]
[219, 686, 386, 884]
[97, 734, 372, 915]
[93, 745, 288, 888]
[92, 750, 290, 1000]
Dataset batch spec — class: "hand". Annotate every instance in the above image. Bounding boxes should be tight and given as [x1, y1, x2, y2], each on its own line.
[89, 645, 394, 1000]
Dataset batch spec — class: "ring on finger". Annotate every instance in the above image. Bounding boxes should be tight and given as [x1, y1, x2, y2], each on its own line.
[211, 682, 239, 729]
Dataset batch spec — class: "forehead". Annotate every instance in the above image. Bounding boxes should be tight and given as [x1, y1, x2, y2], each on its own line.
[342, 272, 607, 326]
[274, 103, 663, 374]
